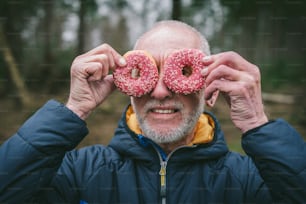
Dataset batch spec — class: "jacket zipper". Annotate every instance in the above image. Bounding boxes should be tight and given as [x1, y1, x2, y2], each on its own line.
[137, 134, 197, 204]
[155, 145, 197, 204]
[159, 161, 167, 204]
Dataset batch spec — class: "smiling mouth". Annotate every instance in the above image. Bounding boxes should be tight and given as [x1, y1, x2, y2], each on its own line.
[151, 108, 179, 114]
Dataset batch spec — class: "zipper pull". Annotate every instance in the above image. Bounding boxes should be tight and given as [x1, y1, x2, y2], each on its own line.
[159, 161, 167, 198]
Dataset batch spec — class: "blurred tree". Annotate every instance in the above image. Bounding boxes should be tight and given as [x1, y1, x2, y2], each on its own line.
[218, 0, 306, 89]
[77, 0, 98, 54]
[41, 1, 55, 91]
[0, 0, 40, 105]
[100, 0, 129, 52]
[0, 25, 31, 107]
[172, 0, 182, 20]
[78, 0, 86, 54]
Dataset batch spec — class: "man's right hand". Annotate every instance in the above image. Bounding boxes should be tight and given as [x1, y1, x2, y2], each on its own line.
[66, 44, 126, 120]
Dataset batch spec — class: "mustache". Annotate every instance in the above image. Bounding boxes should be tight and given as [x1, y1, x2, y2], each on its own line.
[142, 99, 184, 112]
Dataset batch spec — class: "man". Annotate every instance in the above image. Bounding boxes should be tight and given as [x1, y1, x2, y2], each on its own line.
[0, 20, 305, 203]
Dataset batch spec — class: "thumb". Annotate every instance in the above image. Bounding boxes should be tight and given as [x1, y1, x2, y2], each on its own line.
[103, 74, 116, 93]
[94, 74, 116, 106]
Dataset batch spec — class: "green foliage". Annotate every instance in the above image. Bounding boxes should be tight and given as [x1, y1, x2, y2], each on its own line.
[261, 59, 306, 90]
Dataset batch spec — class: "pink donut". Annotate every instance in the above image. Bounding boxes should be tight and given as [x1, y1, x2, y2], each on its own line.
[113, 50, 158, 97]
[163, 49, 206, 94]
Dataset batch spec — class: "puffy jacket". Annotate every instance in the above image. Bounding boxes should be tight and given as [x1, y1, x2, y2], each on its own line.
[0, 100, 305, 203]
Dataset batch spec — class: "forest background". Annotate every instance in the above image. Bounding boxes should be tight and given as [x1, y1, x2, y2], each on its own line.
[1, 0, 305, 153]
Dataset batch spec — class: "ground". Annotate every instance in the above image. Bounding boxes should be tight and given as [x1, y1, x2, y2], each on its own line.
[1, 90, 305, 154]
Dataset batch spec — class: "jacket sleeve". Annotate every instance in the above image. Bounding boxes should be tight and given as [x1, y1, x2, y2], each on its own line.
[0, 100, 88, 203]
[242, 119, 306, 203]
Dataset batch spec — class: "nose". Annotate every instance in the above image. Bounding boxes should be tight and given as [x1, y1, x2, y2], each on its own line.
[150, 75, 172, 100]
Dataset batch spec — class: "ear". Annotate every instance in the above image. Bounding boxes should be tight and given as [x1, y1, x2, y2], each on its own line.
[205, 90, 219, 107]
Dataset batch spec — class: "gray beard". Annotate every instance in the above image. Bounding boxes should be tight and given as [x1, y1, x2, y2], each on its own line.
[132, 98, 205, 144]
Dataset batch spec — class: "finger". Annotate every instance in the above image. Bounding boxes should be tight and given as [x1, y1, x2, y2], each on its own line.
[202, 55, 214, 65]
[205, 65, 243, 85]
[76, 51, 113, 65]
[103, 47, 126, 68]
[206, 51, 257, 73]
[83, 43, 126, 68]
[99, 54, 110, 77]
[83, 43, 114, 56]
[91, 75, 116, 101]
[103, 74, 116, 93]
[84, 63, 104, 81]
[201, 55, 213, 76]
[75, 54, 112, 78]
[204, 79, 244, 101]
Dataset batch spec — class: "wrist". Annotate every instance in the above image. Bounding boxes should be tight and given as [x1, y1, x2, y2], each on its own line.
[241, 115, 269, 133]
[66, 102, 91, 120]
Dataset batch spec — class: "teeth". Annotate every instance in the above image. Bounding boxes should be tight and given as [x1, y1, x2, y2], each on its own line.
[153, 109, 175, 114]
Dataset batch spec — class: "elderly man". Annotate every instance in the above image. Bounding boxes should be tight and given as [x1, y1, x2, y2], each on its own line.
[0, 20, 305, 203]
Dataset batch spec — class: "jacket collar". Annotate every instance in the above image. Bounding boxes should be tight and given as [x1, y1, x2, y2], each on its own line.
[109, 105, 229, 162]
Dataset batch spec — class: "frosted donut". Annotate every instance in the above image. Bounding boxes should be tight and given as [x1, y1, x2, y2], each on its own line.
[113, 50, 158, 97]
[163, 49, 206, 95]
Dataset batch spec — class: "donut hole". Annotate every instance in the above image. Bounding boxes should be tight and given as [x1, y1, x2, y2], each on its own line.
[182, 66, 193, 77]
[131, 68, 140, 78]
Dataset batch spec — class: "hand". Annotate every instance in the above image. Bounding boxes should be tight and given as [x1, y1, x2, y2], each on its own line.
[202, 51, 268, 133]
[66, 44, 126, 120]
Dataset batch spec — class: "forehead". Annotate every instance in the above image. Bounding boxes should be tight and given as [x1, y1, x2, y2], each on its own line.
[135, 27, 201, 55]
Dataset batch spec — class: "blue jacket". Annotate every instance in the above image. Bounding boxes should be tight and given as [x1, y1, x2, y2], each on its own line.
[0, 100, 305, 203]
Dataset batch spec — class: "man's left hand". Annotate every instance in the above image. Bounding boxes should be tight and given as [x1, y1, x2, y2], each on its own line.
[202, 51, 268, 133]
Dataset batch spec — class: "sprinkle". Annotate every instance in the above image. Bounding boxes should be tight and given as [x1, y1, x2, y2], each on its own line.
[164, 49, 206, 94]
[113, 50, 158, 97]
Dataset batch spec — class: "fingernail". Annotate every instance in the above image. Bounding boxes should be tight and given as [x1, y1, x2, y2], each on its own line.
[201, 67, 208, 76]
[203, 55, 212, 62]
[119, 57, 127, 66]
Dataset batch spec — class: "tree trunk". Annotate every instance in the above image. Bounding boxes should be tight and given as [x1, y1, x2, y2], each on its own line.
[0, 25, 31, 107]
[42, 0, 55, 92]
[172, 0, 182, 20]
[78, 0, 86, 54]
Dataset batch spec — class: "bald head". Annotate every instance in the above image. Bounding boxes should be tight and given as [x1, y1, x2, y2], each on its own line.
[134, 20, 210, 55]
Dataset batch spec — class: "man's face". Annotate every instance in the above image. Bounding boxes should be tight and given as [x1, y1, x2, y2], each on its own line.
[131, 27, 205, 144]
